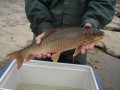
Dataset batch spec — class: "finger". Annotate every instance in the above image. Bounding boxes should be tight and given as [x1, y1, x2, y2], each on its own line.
[47, 54, 51, 58]
[81, 46, 86, 54]
[85, 44, 89, 50]
[88, 42, 95, 50]
[42, 53, 47, 58]
[37, 54, 42, 58]
[35, 33, 45, 44]
[35, 38, 42, 44]
[37, 32, 45, 39]
[84, 23, 92, 28]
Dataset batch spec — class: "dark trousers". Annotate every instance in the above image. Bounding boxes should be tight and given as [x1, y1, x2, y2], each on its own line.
[33, 36, 87, 65]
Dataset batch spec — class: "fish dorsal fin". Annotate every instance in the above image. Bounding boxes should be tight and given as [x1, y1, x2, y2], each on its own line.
[73, 46, 82, 57]
[51, 52, 61, 63]
[43, 29, 58, 38]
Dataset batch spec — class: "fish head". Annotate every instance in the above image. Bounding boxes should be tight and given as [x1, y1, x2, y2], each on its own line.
[91, 29, 105, 41]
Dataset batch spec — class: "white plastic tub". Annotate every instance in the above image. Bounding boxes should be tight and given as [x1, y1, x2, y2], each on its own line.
[0, 60, 99, 90]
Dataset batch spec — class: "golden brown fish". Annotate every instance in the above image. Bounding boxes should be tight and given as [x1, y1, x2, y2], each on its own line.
[6, 27, 104, 69]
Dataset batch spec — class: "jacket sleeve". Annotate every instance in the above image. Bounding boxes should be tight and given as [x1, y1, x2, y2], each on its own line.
[82, 0, 116, 29]
[25, 0, 54, 36]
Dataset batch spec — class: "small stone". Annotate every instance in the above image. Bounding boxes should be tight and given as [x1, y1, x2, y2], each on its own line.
[95, 66, 97, 69]
[11, 37, 13, 39]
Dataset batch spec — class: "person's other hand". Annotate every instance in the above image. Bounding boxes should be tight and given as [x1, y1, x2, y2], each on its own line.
[24, 33, 51, 62]
[35, 33, 51, 58]
[80, 23, 96, 54]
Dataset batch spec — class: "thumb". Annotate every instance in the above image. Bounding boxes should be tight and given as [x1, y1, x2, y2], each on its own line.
[84, 23, 92, 28]
[35, 37, 41, 44]
[35, 33, 44, 44]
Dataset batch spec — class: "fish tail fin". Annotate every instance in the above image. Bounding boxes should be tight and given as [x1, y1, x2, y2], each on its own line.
[6, 51, 24, 69]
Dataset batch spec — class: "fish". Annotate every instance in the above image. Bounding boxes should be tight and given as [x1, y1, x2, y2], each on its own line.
[6, 27, 104, 69]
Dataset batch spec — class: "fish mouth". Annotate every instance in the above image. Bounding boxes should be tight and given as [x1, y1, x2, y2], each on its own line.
[94, 30, 105, 41]
[101, 30, 105, 37]
[99, 30, 105, 39]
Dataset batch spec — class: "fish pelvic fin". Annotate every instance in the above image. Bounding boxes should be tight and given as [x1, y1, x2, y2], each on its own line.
[51, 52, 61, 63]
[73, 46, 82, 57]
[6, 51, 24, 69]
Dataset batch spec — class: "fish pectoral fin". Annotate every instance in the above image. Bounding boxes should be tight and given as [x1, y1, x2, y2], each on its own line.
[73, 46, 82, 57]
[51, 52, 61, 63]
[43, 29, 58, 38]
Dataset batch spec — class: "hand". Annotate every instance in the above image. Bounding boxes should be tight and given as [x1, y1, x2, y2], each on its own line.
[80, 23, 96, 54]
[25, 33, 51, 62]
[35, 33, 51, 58]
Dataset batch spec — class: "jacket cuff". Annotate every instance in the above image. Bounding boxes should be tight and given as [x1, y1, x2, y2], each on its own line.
[37, 22, 54, 36]
[82, 18, 99, 29]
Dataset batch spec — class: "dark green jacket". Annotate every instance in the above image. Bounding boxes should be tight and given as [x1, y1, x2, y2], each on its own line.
[25, 0, 116, 36]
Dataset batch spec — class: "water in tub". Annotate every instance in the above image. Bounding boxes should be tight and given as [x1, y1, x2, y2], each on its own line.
[15, 83, 83, 90]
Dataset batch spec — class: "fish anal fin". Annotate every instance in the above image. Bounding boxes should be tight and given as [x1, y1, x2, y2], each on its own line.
[25, 54, 34, 62]
[73, 46, 82, 57]
[43, 29, 58, 38]
[6, 51, 24, 69]
[51, 52, 61, 63]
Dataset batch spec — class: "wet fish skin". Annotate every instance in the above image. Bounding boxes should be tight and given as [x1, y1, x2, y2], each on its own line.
[6, 27, 104, 69]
